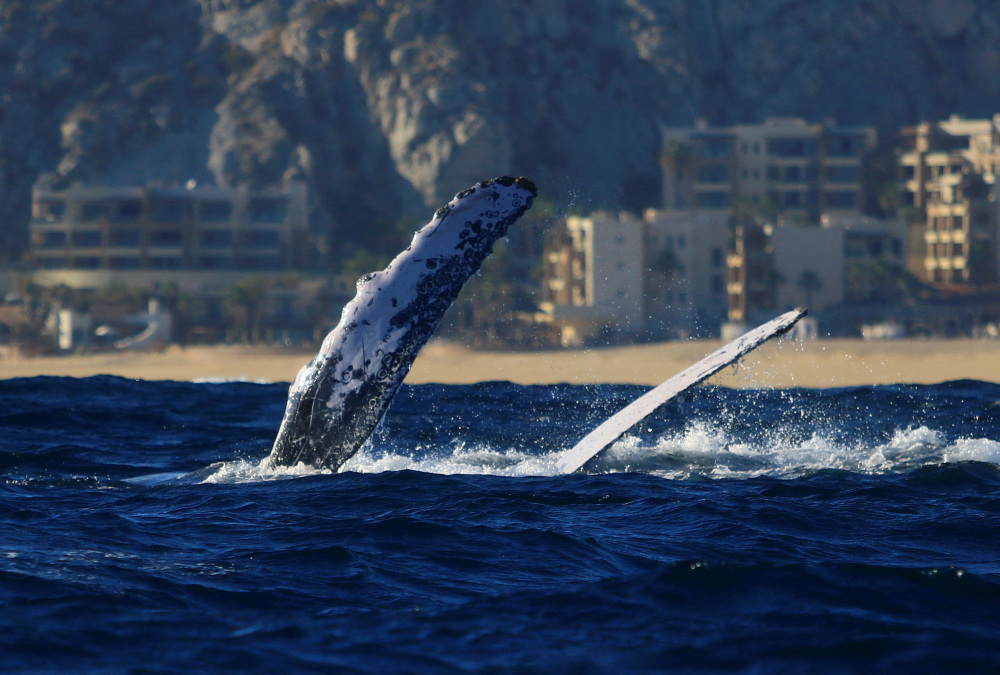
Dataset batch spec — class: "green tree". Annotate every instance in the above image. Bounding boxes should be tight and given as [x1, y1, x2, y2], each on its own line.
[225, 276, 294, 343]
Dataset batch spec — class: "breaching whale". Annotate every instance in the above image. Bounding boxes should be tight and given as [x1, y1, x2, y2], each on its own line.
[268, 176, 537, 470]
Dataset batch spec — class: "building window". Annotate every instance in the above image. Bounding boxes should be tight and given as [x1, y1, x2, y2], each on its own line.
[826, 191, 857, 209]
[198, 256, 233, 269]
[784, 166, 802, 183]
[240, 230, 281, 249]
[71, 256, 101, 269]
[38, 201, 66, 221]
[71, 230, 102, 247]
[151, 200, 187, 223]
[678, 236, 686, 249]
[698, 138, 731, 159]
[38, 257, 66, 269]
[200, 230, 234, 248]
[115, 200, 143, 222]
[149, 256, 182, 269]
[826, 165, 858, 183]
[200, 201, 233, 223]
[711, 274, 724, 294]
[150, 230, 183, 247]
[109, 230, 140, 247]
[249, 198, 286, 223]
[828, 136, 859, 157]
[80, 202, 106, 222]
[711, 248, 723, 267]
[110, 257, 141, 269]
[767, 138, 814, 157]
[241, 256, 280, 269]
[696, 191, 729, 208]
[40, 231, 67, 248]
[784, 191, 802, 208]
[698, 164, 729, 183]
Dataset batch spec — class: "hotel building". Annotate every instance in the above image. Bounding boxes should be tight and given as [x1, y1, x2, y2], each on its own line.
[661, 117, 876, 222]
[29, 180, 309, 276]
[898, 115, 1000, 285]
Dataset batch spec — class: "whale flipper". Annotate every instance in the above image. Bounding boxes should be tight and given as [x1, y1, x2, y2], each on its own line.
[556, 308, 807, 474]
[269, 176, 537, 470]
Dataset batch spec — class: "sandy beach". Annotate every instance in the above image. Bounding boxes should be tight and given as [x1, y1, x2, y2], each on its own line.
[1, 337, 997, 388]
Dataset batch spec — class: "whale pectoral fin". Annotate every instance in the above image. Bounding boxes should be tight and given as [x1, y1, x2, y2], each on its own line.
[269, 176, 537, 471]
[556, 308, 807, 474]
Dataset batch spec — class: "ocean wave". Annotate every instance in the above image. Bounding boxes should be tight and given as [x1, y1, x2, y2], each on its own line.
[272, 423, 1000, 482]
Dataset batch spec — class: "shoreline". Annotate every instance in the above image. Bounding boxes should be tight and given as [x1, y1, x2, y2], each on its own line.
[0, 337, 996, 388]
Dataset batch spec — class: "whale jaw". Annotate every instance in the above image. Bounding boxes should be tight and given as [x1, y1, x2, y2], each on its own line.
[268, 176, 537, 470]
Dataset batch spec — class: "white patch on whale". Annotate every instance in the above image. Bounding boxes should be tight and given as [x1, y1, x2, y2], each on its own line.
[268, 176, 537, 471]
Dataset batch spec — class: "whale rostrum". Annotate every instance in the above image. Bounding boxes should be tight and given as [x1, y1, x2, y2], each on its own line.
[268, 176, 537, 470]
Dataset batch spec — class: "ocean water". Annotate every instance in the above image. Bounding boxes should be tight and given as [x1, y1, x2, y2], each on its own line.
[3, 374, 1000, 673]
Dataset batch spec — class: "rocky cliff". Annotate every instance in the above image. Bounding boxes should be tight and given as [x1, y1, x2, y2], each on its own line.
[2, 0, 999, 261]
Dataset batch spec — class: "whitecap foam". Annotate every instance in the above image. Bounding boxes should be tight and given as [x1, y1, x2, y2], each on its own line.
[193, 376, 274, 385]
[195, 424, 1000, 483]
[943, 437, 1000, 464]
[339, 440, 561, 477]
[199, 457, 331, 484]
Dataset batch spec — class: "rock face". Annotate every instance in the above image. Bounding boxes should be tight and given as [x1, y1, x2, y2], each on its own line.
[2, 0, 1000, 260]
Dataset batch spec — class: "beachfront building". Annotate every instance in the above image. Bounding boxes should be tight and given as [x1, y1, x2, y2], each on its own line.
[661, 118, 876, 223]
[539, 212, 645, 346]
[538, 210, 729, 345]
[726, 214, 908, 330]
[898, 115, 1000, 285]
[20, 179, 360, 347]
[29, 180, 310, 274]
[642, 210, 730, 338]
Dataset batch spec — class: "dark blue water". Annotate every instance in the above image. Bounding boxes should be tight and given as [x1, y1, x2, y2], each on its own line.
[3, 375, 1000, 673]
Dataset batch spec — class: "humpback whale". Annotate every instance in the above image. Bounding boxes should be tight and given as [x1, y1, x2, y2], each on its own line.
[268, 176, 537, 471]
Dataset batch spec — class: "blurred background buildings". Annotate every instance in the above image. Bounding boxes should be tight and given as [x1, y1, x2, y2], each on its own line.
[2, 2, 1000, 351]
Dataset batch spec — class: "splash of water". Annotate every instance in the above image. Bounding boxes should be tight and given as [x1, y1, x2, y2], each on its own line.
[196, 422, 1000, 483]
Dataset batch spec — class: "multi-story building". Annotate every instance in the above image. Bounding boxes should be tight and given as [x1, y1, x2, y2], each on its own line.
[539, 212, 645, 346]
[661, 118, 876, 223]
[538, 210, 729, 345]
[642, 210, 730, 338]
[30, 180, 309, 274]
[898, 115, 1000, 285]
[726, 214, 908, 331]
